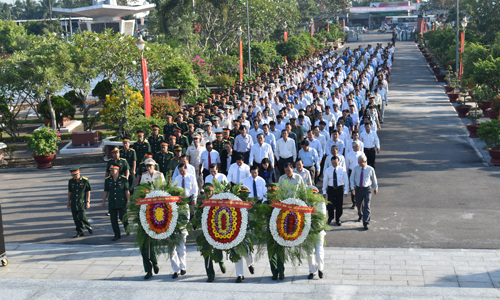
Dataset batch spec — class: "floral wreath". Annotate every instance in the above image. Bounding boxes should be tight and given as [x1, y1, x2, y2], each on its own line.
[201, 192, 249, 250]
[139, 190, 179, 240]
[269, 198, 312, 247]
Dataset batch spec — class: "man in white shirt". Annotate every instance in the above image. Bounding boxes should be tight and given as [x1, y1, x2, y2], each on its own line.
[375, 82, 388, 123]
[186, 134, 205, 177]
[227, 155, 251, 187]
[324, 145, 346, 170]
[275, 129, 297, 176]
[171, 155, 196, 182]
[269, 121, 282, 143]
[349, 154, 378, 230]
[249, 134, 274, 168]
[199, 142, 221, 180]
[174, 164, 198, 201]
[211, 117, 224, 133]
[294, 159, 313, 186]
[326, 130, 344, 156]
[248, 119, 264, 144]
[322, 156, 348, 226]
[243, 165, 267, 202]
[359, 123, 380, 169]
[204, 164, 228, 185]
[203, 121, 216, 143]
[234, 126, 254, 164]
[345, 141, 363, 209]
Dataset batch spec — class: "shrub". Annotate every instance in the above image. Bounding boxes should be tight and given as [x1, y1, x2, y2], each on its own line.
[259, 64, 270, 73]
[39, 96, 76, 125]
[191, 55, 213, 86]
[27, 126, 61, 156]
[148, 95, 181, 119]
[125, 115, 167, 138]
[209, 55, 240, 77]
[214, 74, 236, 89]
[478, 119, 500, 149]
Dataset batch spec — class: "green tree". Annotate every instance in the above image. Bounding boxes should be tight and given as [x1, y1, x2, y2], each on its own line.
[0, 20, 26, 53]
[162, 57, 199, 106]
[24, 20, 62, 35]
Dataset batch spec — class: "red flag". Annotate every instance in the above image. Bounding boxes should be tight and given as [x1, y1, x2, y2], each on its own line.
[141, 59, 151, 118]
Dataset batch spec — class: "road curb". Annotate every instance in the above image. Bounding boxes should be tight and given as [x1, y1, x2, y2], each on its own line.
[0, 162, 107, 173]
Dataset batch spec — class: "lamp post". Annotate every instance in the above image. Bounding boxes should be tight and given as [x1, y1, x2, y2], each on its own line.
[310, 18, 314, 39]
[459, 17, 468, 80]
[9, 5, 16, 21]
[283, 21, 288, 63]
[237, 26, 243, 82]
[135, 35, 151, 118]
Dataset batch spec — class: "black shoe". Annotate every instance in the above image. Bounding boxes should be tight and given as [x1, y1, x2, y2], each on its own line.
[279, 273, 285, 280]
[364, 224, 369, 230]
[153, 265, 159, 274]
[112, 236, 121, 241]
[318, 271, 324, 278]
[106, 213, 110, 216]
[248, 265, 254, 274]
[308, 273, 314, 279]
[235, 276, 244, 283]
[351, 205, 356, 209]
[358, 217, 362, 222]
[336, 220, 341, 226]
[172, 272, 179, 279]
[207, 278, 214, 282]
[87, 227, 93, 234]
[220, 263, 226, 274]
[73, 233, 84, 238]
[180, 269, 186, 275]
[327, 218, 332, 225]
[144, 271, 152, 280]
[271, 275, 278, 280]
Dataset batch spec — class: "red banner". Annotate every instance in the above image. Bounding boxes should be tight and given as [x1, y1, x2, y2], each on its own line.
[135, 196, 182, 205]
[239, 40, 243, 82]
[141, 59, 151, 118]
[270, 201, 316, 214]
[201, 199, 253, 209]
[459, 32, 464, 79]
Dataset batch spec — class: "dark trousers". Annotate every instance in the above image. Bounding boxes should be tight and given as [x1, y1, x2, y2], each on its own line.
[304, 165, 316, 184]
[109, 207, 128, 238]
[364, 148, 376, 169]
[277, 157, 293, 177]
[319, 155, 326, 179]
[202, 168, 210, 181]
[355, 186, 372, 225]
[348, 169, 356, 206]
[204, 255, 225, 280]
[268, 241, 285, 277]
[128, 174, 135, 194]
[71, 209, 91, 235]
[141, 243, 158, 273]
[327, 186, 344, 222]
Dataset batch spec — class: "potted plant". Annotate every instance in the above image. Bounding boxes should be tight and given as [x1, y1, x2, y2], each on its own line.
[27, 126, 61, 169]
[473, 85, 497, 114]
[486, 98, 500, 120]
[466, 107, 483, 138]
[455, 90, 472, 118]
[477, 119, 500, 165]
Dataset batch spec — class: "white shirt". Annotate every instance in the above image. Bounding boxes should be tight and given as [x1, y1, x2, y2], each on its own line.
[227, 163, 251, 184]
[276, 137, 297, 161]
[248, 127, 264, 144]
[242, 176, 267, 201]
[140, 171, 166, 186]
[360, 131, 380, 149]
[173, 173, 198, 198]
[199, 150, 221, 171]
[205, 173, 228, 184]
[322, 166, 349, 194]
[212, 125, 224, 133]
[345, 139, 364, 154]
[186, 144, 205, 171]
[249, 142, 274, 167]
[171, 163, 196, 180]
[324, 154, 346, 171]
[294, 168, 313, 186]
[203, 131, 216, 143]
[345, 150, 362, 171]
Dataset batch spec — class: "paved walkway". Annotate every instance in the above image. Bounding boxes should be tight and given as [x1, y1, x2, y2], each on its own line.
[1, 243, 500, 299]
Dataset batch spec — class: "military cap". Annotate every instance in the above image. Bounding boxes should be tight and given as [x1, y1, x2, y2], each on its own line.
[144, 152, 154, 158]
[212, 116, 219, 121]
[122, 138, 131, 143]
[109, 163, 120, 170]
[192, 133, 200, 139]
[223, 128, 230, 132]
[188, 123, 194, 127]
[195, 128, 204, 134]
[111, 146, 120, 153]
[145, 158, 156, 165]
[137, 130, 145, 136]
[169, 135, 177, 140]
[174, 145, 182, 151]
[69, 167, 80, 175]
[152, 124, 160, 129]
[204, 121, 212, 126]
[216, 132, 223, 136]
[160, 142, 168, 146]
[174, 126, 182, 132]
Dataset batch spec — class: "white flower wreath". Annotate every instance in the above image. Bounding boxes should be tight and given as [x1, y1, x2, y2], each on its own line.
[270, 197, 312, 247]
[139, 190, 179, 240]
[201, 192, 248, 250]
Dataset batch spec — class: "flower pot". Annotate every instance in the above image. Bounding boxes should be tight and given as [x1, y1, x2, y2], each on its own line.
[466, 123, 479, 138]
[444, 85, 454, 93]
[487, 148, 500, 165]
[447, 92, 460, 103]
[477, 101, 493, 114]
[435, 74, 446, 82]
[432, 67, 440, 74]
[486, 108, 499, 120]
[33, 153, 56, 169]
[455, 105, 472, 118]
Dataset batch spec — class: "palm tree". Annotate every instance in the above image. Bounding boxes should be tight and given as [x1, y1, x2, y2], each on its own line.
[20, 0, 41, 19]
[39, 0, 59, 19]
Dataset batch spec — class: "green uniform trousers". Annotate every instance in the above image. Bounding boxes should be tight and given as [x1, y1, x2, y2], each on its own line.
[204, 256, 226, 280]
[71, 210, 91, 235]
[141, 243, 158, 273]
[268, 241, 285, 277]
[109, 207, 128, 238]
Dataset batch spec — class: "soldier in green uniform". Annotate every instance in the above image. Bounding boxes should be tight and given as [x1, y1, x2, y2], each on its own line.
[136, 153, 159, 185]
[134, 131, 151, 168]
[102, 164, 130, 241]
[213, 132, 225, 154]
[222, 128, 234, 146]
[173, 126, 190, 154]
[186, 123, 195, 145]
[230, 120, 241, 138]
[167, 145, 183, 181]
[289, 117, 304, 143]
[106, 147, 130, 178]
[194, 115, 205, 131]
[176, 113, 189, 134]
[163, 114, 176, 141]
[67, 167, 93, 238]
[148, 124, 164, 155]
[183, 110, 193, 125]
[120, 139, 137, 193]
[154, 142, 174, 180]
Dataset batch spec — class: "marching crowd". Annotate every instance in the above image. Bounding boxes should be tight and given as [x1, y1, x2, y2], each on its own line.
[68, 41, 394, 282]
